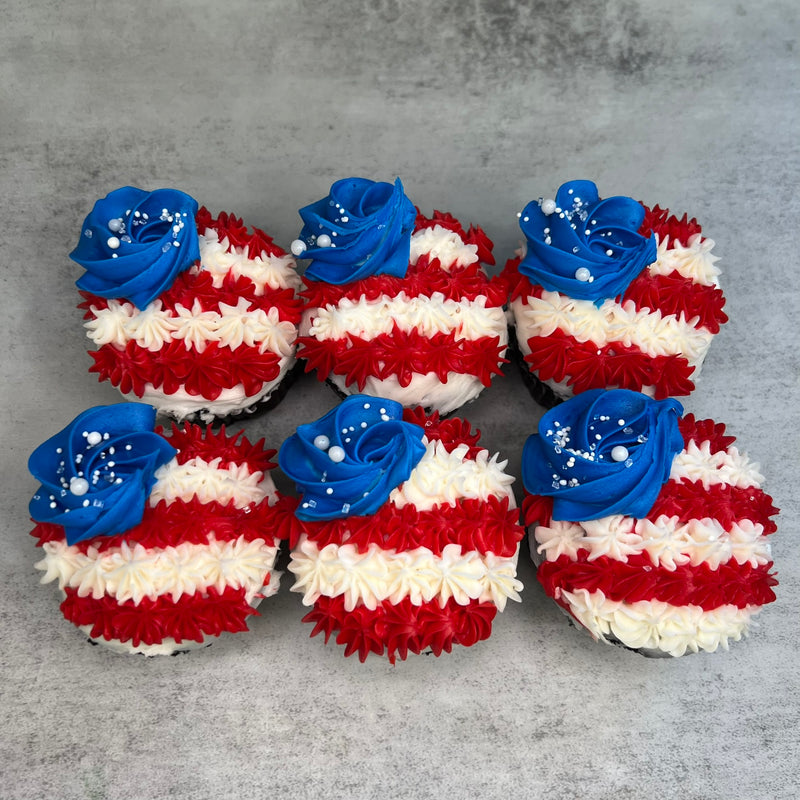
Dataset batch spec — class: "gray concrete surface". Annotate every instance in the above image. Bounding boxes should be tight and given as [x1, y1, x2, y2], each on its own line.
[1, 1, 798, 798]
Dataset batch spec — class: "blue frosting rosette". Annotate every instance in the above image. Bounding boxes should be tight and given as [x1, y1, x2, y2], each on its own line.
[28, 403, 176, 545]
[293, 177, 417, 284]
[71, 186, 201, 309]
[518, 180, 657, 303]
[522, 389, 683, 521]
[279, 395, 427, 520]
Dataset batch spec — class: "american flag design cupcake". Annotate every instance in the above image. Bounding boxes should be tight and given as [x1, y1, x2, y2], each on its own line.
[73, 187, 302, 422]
[279, 395, 525, 662]
[504, 180, 727, 405]
[28, 404, 289, 655]
[522, 390, 778, 656]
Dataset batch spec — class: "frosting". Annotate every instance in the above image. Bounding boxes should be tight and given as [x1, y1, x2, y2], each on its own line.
[327, 371, 494, 418]
[36, 536, 279, 605]
[289, 540, 521, 612]
[307, 293, 506, 341]
[31, 419, 286, 654]
[296, 177, 417, 283]
[279, 395, 426, 520]
[287, 405, 524, 661]
[28, 404, 175, 545]
[72, 187, 200, 309]
[522, 389, 684, 521]
[79, 209, 302, 420]
[390, 440, 515, 511]
[556, 589, 752, 657]
[506, 197, 726, 401]
[526, 413, 779, 656]
[297, 212, 507, 413]
[518, 180, 656, 303]
[512, 291, 713, 364]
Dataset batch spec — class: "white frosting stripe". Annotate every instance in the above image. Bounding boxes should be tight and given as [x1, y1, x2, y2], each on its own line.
[558, 588, 753, 656]
[198, 230, 301, 293]
[35, 537, 280, 605]
[150, 456, 270, 508]
[649, 234, 720, 286]
[328, 372, 488, 418]
[408, 225, 480, 271]
[670, 440, 765, 488]
[289, 539, 522, 612]
[85, 298, 298, 356]
[390, 440, 516, 511]
[305, 294, 506, 342]
[535, 515, 771, 570]
[511, 292, 713, 366]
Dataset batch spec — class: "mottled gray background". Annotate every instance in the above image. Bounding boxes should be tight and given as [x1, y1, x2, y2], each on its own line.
[2, 1, 798, 798]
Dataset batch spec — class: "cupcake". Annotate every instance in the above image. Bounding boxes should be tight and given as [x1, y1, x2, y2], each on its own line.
[28, 403, 292, 655]
[521, 389, 779, 656]
[504, 180, 727, 406]
[291, 177, 508, 415]
[278, 395, 524, 662]
[73, 187, 303, 422]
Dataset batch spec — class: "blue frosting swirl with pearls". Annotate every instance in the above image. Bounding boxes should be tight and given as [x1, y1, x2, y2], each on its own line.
[28, 403, 176, 546]
[279, 395, 426, 521]
[518, 180, 656, 303]
[294, 177, 417, 284]
[522, 389, 683, 521]
[71, 186, 201, 309]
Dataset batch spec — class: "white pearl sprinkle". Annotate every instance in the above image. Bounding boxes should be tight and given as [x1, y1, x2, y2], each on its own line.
[541, 198, 556, 215]
[575, 267, 592, 282]
[108, 218, 123, 232]
[69, 477, 90, 496]
[106, 236, 121, 250]
[290, 239, 307, 256]
[611, 446, 629, 462]
[606, 248, 614, 256]
[313, 435, 330, 450]
[316, 234, 332, 248]
[328, 446, 345, 463]
[86, 431, 103, 446]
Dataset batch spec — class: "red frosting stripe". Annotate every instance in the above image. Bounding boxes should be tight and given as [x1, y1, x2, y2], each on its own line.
[60, 584, 262, 647]
[647, 481, 779, 535]
[301, 260, 507, 309]
[302, 594, 498, 664]
[30, 496, 286, 554]
[638, 204, 703, 246]
[523, 331, 695, 399]
[677, 414, 736, 453]
[195, 206, 290, 260]
[292, 494, 523, 557]
[88, 340, 282, 399]
[537, 552, 778, 611]
[162, 422, 276, 473]
[298, 328, 507, 390]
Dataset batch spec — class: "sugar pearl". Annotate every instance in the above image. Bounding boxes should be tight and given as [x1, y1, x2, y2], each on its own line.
[328, 446, 345, 463]
[69, 477, 90, 496]
[107, 236, 121, 250]
[611, 446, 629, 462]
[313, 435, 330, 450]
[290, 239, 307, 256]
[541, 198, 557, 215]
[575, 267, 591, 282]
[316, 234, 332, 248]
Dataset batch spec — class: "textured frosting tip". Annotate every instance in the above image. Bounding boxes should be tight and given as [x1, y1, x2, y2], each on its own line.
[518, 179, 657, 304]
[71, 186, 201, 309]
[522, 388, 683, 521]
[279, 394, 426, 520]
[293, 177, 417, 284]
[28, 403, 176, 545]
